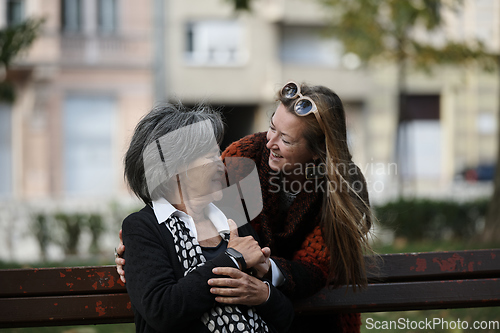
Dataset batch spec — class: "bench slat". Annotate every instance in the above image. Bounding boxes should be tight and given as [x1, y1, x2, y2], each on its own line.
[0, 293, 133, 328]
[1, 279, 498, 327]
[1, 250, 497, 297]
[0, 266, 125, 297]
[294, 278, 500, 314]
[370, 249, 500, 282]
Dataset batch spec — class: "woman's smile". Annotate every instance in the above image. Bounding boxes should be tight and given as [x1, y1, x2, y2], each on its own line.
[270, 150, 283, 160]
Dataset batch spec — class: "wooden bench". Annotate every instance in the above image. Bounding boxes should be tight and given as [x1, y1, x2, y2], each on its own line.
[0, 249, 499, 328]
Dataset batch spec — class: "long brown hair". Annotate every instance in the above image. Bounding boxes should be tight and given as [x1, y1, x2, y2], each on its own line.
[279, 83, 374, 289]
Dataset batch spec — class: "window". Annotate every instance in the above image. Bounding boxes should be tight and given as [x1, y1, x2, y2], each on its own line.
[63, 96, 116, 196]
[7, 0, 23, 26]
[61, 0, 82, 33]
[399, 121, 442, 179]
[98, 0, 117, 34]
[185, 20, 246, 66]
[477, 112, 496, 135]
[0, 104, 12, 197]
[280, 26, 342, 66]
[399, 95, 441, 180]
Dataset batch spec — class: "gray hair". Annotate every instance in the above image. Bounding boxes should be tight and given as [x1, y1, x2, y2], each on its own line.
[124, 103, 224, 204]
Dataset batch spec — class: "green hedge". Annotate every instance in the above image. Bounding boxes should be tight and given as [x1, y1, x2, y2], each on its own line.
[31, 212, 106, 257]
[374, 198, 490, 241]
[30, 203, 140, 260]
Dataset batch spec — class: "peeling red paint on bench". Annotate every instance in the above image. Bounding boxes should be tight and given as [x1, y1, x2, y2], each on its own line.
[432, 253, 465, 272]
[96, 301, 106, 316]
[468, 261, 474, 272]
[415, 258, 427, 272]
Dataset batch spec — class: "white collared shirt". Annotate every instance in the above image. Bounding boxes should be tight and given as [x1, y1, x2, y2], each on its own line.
[152, 197, 229, 241]
[151, 197, 285, 287]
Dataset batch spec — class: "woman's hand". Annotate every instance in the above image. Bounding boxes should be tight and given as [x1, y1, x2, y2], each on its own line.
[208, 267, 269, 306]
[115, 230, 126, 283]
[227, 219, 265, 268]
[253, 247, 271, 279]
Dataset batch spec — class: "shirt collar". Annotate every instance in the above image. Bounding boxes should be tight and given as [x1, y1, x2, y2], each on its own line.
[151, 197, 229, 240]
[151, 197, 188, 224]
[205, 203, 230, 235]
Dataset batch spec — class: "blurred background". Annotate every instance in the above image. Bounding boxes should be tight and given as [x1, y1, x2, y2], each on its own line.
[0, 0, 498, 263]
[0, 0, 499, 332]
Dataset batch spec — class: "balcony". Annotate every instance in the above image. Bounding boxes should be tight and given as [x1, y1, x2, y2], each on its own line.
[60, 34, 152, 68]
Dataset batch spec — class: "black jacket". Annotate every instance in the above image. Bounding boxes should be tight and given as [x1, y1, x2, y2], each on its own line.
[122, 205, 294, 333]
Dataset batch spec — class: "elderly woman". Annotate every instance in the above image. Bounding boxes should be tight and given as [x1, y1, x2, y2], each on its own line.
[121, 103, 293, 333]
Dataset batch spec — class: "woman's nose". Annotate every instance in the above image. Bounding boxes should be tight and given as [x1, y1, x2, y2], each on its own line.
[266, 131, 278, 149]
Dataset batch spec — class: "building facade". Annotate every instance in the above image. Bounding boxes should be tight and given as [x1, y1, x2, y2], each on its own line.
[0, 0, 154, 261]
[0, 0, 154, 201]
[0, 0, 497, 261]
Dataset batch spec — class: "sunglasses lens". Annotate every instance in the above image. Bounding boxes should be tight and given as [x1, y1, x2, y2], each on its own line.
[283, 83, 298, 98]
[295, 99, 313, 115]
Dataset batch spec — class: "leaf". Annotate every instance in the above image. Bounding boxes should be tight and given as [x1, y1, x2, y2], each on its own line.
[321, 0, 494, 72]
[225, 0, 252, 11]
[412, 40, 496, 72]
[0, 18, 43, 68]
[324, 0, 387, 62]
[0, 81, 15, 102]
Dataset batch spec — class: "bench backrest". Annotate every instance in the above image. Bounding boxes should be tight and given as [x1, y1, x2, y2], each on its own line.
[295, 249, 500, 314]
[1, 249, 499, 328]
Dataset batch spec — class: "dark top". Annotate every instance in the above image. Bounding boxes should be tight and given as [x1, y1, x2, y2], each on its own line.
[122, 205, 294, 333]
[201, 240, 228, 262]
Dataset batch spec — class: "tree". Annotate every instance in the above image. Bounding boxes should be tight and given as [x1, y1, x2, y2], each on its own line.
[32, 213, 51, 261]
[319, 0, 499, 240]
[319, 0, 494, 195]
[0, 18, 43, 102]
[87, 214, 105, 254]
[482, 55, 500, 243]
[54, 213, 84, 256]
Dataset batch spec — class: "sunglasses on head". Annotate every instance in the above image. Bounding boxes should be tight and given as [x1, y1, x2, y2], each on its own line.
[280, 81, 326, 133]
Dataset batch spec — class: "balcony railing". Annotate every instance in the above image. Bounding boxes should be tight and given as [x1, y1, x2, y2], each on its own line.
[60, 34, 152, 67]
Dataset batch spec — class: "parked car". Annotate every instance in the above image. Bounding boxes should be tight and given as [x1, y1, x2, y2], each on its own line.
[457, 164, 496, 182]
